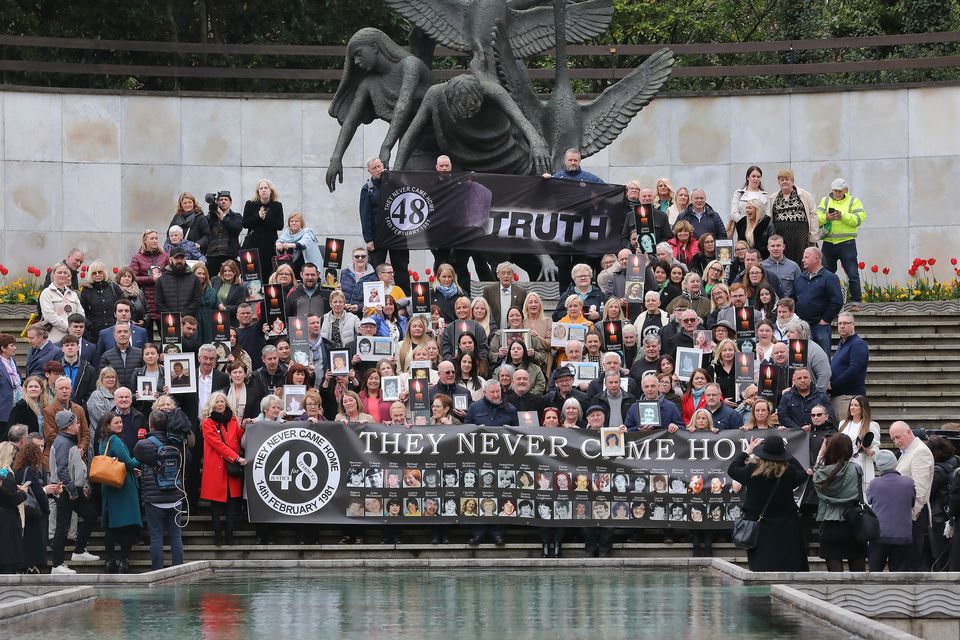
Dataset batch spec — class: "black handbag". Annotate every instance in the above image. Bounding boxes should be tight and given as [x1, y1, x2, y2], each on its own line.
[23, 486, 42, 519]
[732, 473, 782, 550]
[216, 424, 245, 478]
[843, 465, 880, 544]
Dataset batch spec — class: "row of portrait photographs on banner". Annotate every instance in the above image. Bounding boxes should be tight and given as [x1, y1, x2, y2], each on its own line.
[344, 466, 740, 496]
[345, 495, 744, 523]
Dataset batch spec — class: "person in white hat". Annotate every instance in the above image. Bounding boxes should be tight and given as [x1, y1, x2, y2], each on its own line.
[816, 178, 867, 309]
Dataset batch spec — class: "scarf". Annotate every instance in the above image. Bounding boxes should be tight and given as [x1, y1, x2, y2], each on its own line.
[210, 408, 234, 426]
[118, 278, 141, 297]
[277, 226, 325, 266]
[436, 283, 459, 299]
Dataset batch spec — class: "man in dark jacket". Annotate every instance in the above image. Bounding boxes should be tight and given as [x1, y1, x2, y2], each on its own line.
[830, 311, 869, 417]
[49, 410, 98, 574]
[624, 372, 682, 431]
[429, 360, 472, 422]
[253, 345, 288, 396]
[777, 368, 834, 430]
[363, 157, 410, 293]
[590, 371, 636, 429]
[63, 314, 98, 366]
[155, 248, 201, 319]
[205, 191, 243, 277]
[505, 369, 544, 416]
[542, 369, 588, 415]
[95, 300, 147, 365]
[664, 309, 702, 361]
[133, 410, 189, 569]
[465, 380, 518, 427]
[285, 263, 328, 319]
[619, 185, 673, 251]
[794, 247, 844, 358]
[677, 189, 727, 240]
[110, 387, 148, 453]
[867, 449, 916, 572]
[25, 324, 62, 378]
[99, 324, 144, 389]
[57, 335, 96, 405]
[704, 383, 741, 431]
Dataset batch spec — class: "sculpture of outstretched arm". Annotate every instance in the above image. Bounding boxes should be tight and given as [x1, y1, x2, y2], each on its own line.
[326, 85, 371, 192]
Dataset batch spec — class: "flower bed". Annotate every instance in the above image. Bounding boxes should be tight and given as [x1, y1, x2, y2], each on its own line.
[858, 257, 960, 303]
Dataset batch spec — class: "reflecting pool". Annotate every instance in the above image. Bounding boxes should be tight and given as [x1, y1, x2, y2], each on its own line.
[8, 570, 855, 639]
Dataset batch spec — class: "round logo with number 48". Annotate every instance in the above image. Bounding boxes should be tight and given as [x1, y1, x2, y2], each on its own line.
[385, 187, 433, 236]
[251, 427, 341, 516]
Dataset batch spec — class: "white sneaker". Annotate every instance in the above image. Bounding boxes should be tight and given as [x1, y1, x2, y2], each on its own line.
[51, 564, 77, 575]
[71, 551, 100, 561]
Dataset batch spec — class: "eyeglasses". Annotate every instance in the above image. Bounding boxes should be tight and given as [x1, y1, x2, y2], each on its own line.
[353, 254, 367, 259]
[811, 412, 826, 417]
[682, 318, 698, 323]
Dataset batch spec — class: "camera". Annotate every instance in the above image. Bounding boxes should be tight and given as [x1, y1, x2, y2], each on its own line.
[205, 191, 231, 213]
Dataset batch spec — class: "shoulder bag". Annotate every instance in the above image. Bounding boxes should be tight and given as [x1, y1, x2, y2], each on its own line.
[216, 423, 245, 478]
[732, 472, 783, 550]
[843, 464, 880, 544]
[89, 436, 127, 489]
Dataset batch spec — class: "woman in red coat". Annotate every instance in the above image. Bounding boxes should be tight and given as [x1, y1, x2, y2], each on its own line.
[129, 229, 169, 342]
[680, 368, 711, 424]
[201, 391, 246, 546]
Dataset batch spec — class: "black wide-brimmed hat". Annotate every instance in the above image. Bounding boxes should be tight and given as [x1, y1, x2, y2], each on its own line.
[755, 436, 792, 461]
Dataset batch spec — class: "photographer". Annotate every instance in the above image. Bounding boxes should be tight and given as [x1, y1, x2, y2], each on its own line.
[205, 191, 243, 277]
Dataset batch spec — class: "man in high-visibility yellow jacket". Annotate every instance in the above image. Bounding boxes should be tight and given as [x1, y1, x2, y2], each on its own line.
[817, 178, 866, 306]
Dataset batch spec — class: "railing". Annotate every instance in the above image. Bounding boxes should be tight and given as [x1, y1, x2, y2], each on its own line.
[1, 32, 958, 94]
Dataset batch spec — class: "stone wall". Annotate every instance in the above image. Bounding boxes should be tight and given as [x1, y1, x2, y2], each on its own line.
[2, 85, 959, 281]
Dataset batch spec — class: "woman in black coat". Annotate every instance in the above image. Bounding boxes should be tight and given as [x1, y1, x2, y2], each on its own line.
[211, 259, 248, 326]
[733, 203, 775, 261]
[0, 467, 27, 573]
[13, 441, 55, 573]
[168, 192, 211, 253]
[79, 262, 122, 343]
[728, 435, 809, 572]
[242, 179, 284, 281]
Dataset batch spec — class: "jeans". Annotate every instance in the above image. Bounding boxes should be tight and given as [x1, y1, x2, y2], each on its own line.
[822, 240, 861, 302]
[145, 503, 184, 570]
[810, 321, 833, 360]
[51, 493, 96, 566]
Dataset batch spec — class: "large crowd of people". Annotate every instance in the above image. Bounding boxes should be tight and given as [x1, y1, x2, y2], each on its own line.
[0, 154, 958, 575]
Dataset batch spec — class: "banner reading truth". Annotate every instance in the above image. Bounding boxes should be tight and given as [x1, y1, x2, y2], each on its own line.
[374, 171, 626, 255]
[245, 423, 810, 529]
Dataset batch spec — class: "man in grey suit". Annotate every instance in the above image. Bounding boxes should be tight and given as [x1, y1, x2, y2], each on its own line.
[481, 262, 528, 333]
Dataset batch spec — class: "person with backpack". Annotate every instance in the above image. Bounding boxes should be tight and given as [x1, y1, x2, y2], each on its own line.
[134, 409, 190, 570]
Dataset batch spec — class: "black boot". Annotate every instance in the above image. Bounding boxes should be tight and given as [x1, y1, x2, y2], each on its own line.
[104, 559, 118, 574]
[118, 558, 129, 574]
[554, 543, 562, 559]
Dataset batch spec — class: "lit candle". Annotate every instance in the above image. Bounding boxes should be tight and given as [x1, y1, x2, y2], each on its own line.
[166, 314, 176, 336]
[416, 284, 425, 306]
[329, 240, 338, 263]
[607, 323, 617, 342]
[739, 354, 749, 376]
[762, 366, 773, 390]
[740, 308, 750, 330]
[793, 341, 803, 363]
[414, 380, 423, 402]
[245, 251, 255, 273]
[294, 318, 303, 338]
[215, 312, 225, 334]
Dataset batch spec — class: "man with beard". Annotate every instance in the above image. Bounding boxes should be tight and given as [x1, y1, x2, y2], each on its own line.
[155, 247, 201, 320]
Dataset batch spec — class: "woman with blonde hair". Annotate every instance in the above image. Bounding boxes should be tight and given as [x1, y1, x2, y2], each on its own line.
[837, 395, 880, 492]
[432, 262, 465, 322]
[79, 260, 122, 342]
[667, 220, 700, 268]
[275, 211, 323, 277]
[728, 165, 770, 236]
[200, 391, 246, 546]
[268, 263, 299, 290]
[733, 198, 775, 260]
[667, 186, 690, 226]
[39, 263, 84, 342]
[655, 177, 674, 214]
[321, 289, 359, 350]
[242, 178, 284, 279]
[686, 408, 717, 433]
[471, 297, 493, 337]
[741, 398, 778, 430]
[397, 316, 430, 371]
[770, 169, 818, 264]
[168, 191, 211, 251]
[335, 390, 373, 424]
[8, 375, 47, 436]
[130, 228, 169, 339]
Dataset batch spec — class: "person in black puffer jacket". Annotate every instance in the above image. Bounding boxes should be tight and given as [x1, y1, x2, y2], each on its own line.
[155, 248, 201, 319]
[927, 436, 959, 568]
[133, 409, 190, 570]
[79, 262, 122, 343]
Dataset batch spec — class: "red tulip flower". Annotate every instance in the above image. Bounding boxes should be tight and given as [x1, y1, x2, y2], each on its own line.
[429, 276, 435, 283]
[113, 267, 120, 274]
[928, 258, 936, 266]
[882, 267, 889, 275]
[870, 265, 879, 273]
[425, 268, 431, 275]
[412, 273, 420, 282]
[858, 261, 865, 270]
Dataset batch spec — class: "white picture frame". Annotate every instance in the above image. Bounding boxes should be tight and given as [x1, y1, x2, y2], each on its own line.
[363, 281, 385, 309]
[164, 353, 197, 394]
[381, 376, 401, 402]
[601, 427, 625, 458]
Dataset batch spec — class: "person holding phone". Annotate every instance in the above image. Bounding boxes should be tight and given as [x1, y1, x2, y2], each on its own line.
[816, 178, 866, 308]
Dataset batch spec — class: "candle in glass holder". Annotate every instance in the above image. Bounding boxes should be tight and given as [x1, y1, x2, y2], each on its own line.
[244, 251, 255, 273]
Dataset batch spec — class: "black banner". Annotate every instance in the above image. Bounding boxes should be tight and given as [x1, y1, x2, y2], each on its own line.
[245, 423, 809, 528]
[374, 171, 626, 255]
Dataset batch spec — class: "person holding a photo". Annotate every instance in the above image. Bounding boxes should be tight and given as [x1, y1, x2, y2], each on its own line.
[372, 294, 407, 342]
[132, 343, 165, 412]
[358, 368, 392, 423]
[319, 290, 359, 351]
[551, 264, 608, 323]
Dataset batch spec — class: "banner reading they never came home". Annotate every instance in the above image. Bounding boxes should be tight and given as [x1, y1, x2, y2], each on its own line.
[244, 423, 810, 528]
[374, 171, 626, 254]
